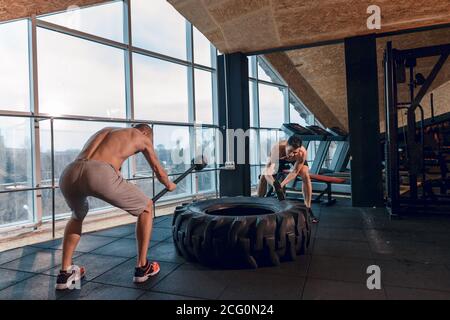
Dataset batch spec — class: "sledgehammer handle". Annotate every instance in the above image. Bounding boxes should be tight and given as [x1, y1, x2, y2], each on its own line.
[151, 166, 195, 203]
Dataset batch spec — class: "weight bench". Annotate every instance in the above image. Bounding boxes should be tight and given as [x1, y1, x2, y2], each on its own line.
[309, 174, 346, 206]
[283, 170, 345, 206]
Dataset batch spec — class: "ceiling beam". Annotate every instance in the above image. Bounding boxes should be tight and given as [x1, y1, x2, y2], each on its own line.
[264, 51, 345, 129]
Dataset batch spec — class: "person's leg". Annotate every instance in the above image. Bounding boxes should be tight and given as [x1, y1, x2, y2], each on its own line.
[299, 166, 318, 223]
[61, 217, 83, 271]
[299, 166, 312, 208]
[136, 200, 153, 267]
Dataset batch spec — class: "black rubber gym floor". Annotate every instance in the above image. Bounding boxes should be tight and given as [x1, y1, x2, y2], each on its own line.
[1, 199, 450, 300]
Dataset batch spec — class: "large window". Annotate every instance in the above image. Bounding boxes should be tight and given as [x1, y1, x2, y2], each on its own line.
[195, 69, 214, 124]
[193, 26, 213, 67]
[258, 84, 285, 128]
[39, 120, 128, 218]
[133, 54, 189, 122]
[248, 56, 317, 187]
[0, 117, 34, 226]
[37, 28, 127, 118]
[40, 1, 124, 43]
[131, 0, 187, 59]
[0, 0, 218, 231]
[0, 20, 30, 112]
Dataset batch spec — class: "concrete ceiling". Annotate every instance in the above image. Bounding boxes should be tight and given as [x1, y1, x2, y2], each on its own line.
[168, 0, 450, 54]
[0, 1, 107, 21]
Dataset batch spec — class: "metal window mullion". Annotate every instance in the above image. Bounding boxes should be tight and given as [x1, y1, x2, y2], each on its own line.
[124, 0, 136, 181]
[29, 15, 43, 228]
[151, 123, 156, 216]
[187, 22, 195, 124]
[50, 118, 56, 238]
[36, 19, 128, 50]
[211, 47, 219, 126]
[253, 78, 262, 167]
[259, 55, 287, 86]
[187, 22, 197, 196]
[284, 87, 290, 123]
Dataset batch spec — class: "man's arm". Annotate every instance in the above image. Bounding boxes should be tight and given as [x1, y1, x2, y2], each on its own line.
[280, 158, 304, 188]
[262, 143, 282, 185]
[141, 139, 172, 189]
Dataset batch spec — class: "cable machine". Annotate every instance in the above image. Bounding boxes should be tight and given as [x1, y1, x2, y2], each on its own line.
[384, 41, 450, 216]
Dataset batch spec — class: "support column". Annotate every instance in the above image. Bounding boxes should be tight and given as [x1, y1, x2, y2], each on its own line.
[345, 35, 384, 207]
[217, 53, 251, 197]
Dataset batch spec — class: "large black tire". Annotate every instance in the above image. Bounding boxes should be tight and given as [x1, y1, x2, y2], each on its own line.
[172, 197, 311, 268]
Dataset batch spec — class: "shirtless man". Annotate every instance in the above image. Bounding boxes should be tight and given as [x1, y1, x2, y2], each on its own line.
[257, 135, 318, 223]
[55, 124, 176, 290]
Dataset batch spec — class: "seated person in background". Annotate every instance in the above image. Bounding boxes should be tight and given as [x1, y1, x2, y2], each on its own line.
[257, 135, 318, 223]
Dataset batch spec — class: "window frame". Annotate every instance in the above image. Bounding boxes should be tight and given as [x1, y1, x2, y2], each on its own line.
[0, 0, 220, 233]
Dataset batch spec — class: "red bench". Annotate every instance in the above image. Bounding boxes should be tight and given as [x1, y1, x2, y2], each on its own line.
[309, 174, 345, 206]
[283, 170, 346, 206]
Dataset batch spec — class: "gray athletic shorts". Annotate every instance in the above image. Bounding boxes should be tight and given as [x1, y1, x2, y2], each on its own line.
[59, 159, 150, 221]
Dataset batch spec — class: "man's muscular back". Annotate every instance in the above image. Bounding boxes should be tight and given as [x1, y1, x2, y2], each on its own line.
[77, 127, 148, 172]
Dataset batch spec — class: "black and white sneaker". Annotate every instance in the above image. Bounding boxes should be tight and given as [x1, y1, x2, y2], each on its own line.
[55, 265, 86, 290]
[133, 261, 160, 283]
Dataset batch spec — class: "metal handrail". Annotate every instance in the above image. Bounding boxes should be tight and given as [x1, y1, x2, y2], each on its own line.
[0, 112, 219, 236]
[0, 111, 219, 128]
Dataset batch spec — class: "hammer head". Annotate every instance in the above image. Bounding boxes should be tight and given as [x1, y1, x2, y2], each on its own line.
[192, 155, 208, 171]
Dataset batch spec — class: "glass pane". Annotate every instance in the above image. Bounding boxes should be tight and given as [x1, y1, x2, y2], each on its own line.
[0, 191, 34, 227]
[42, 188, 69, 218]
[41, 188, 114, 219]
[153, 125, 191, 175]
[195, 171, 215, 193]
[322, 141, 338, 171]
[37, 28, 126, 118]
[307, 141, 319, 166]
[249, 129, 259, 165]
[290, 103, 309, 127]
[251, 166, 261, 187]
[259, 84, 284, 128]
[193, 26, 212, 67]
[0, 116, 34, 227]
[195, 69, 213, 124]
[39, 1, 124, 43]
[133, 54, 189, 122]
[39, 120, 126, 180]
[39, 120, 126, 217]
[154, 173, 192, 200]
[257, 57, 282, 84]
[0, 20, 30, 112]
[134, 154, 152, 177]
[0, 117, 33, 190]
[135, 178, 154, 201]
[259, 129, 279, 165]
[289, 92, 313, 127]
[132, 0, 187, 60]
[194, 127, 217, 168]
